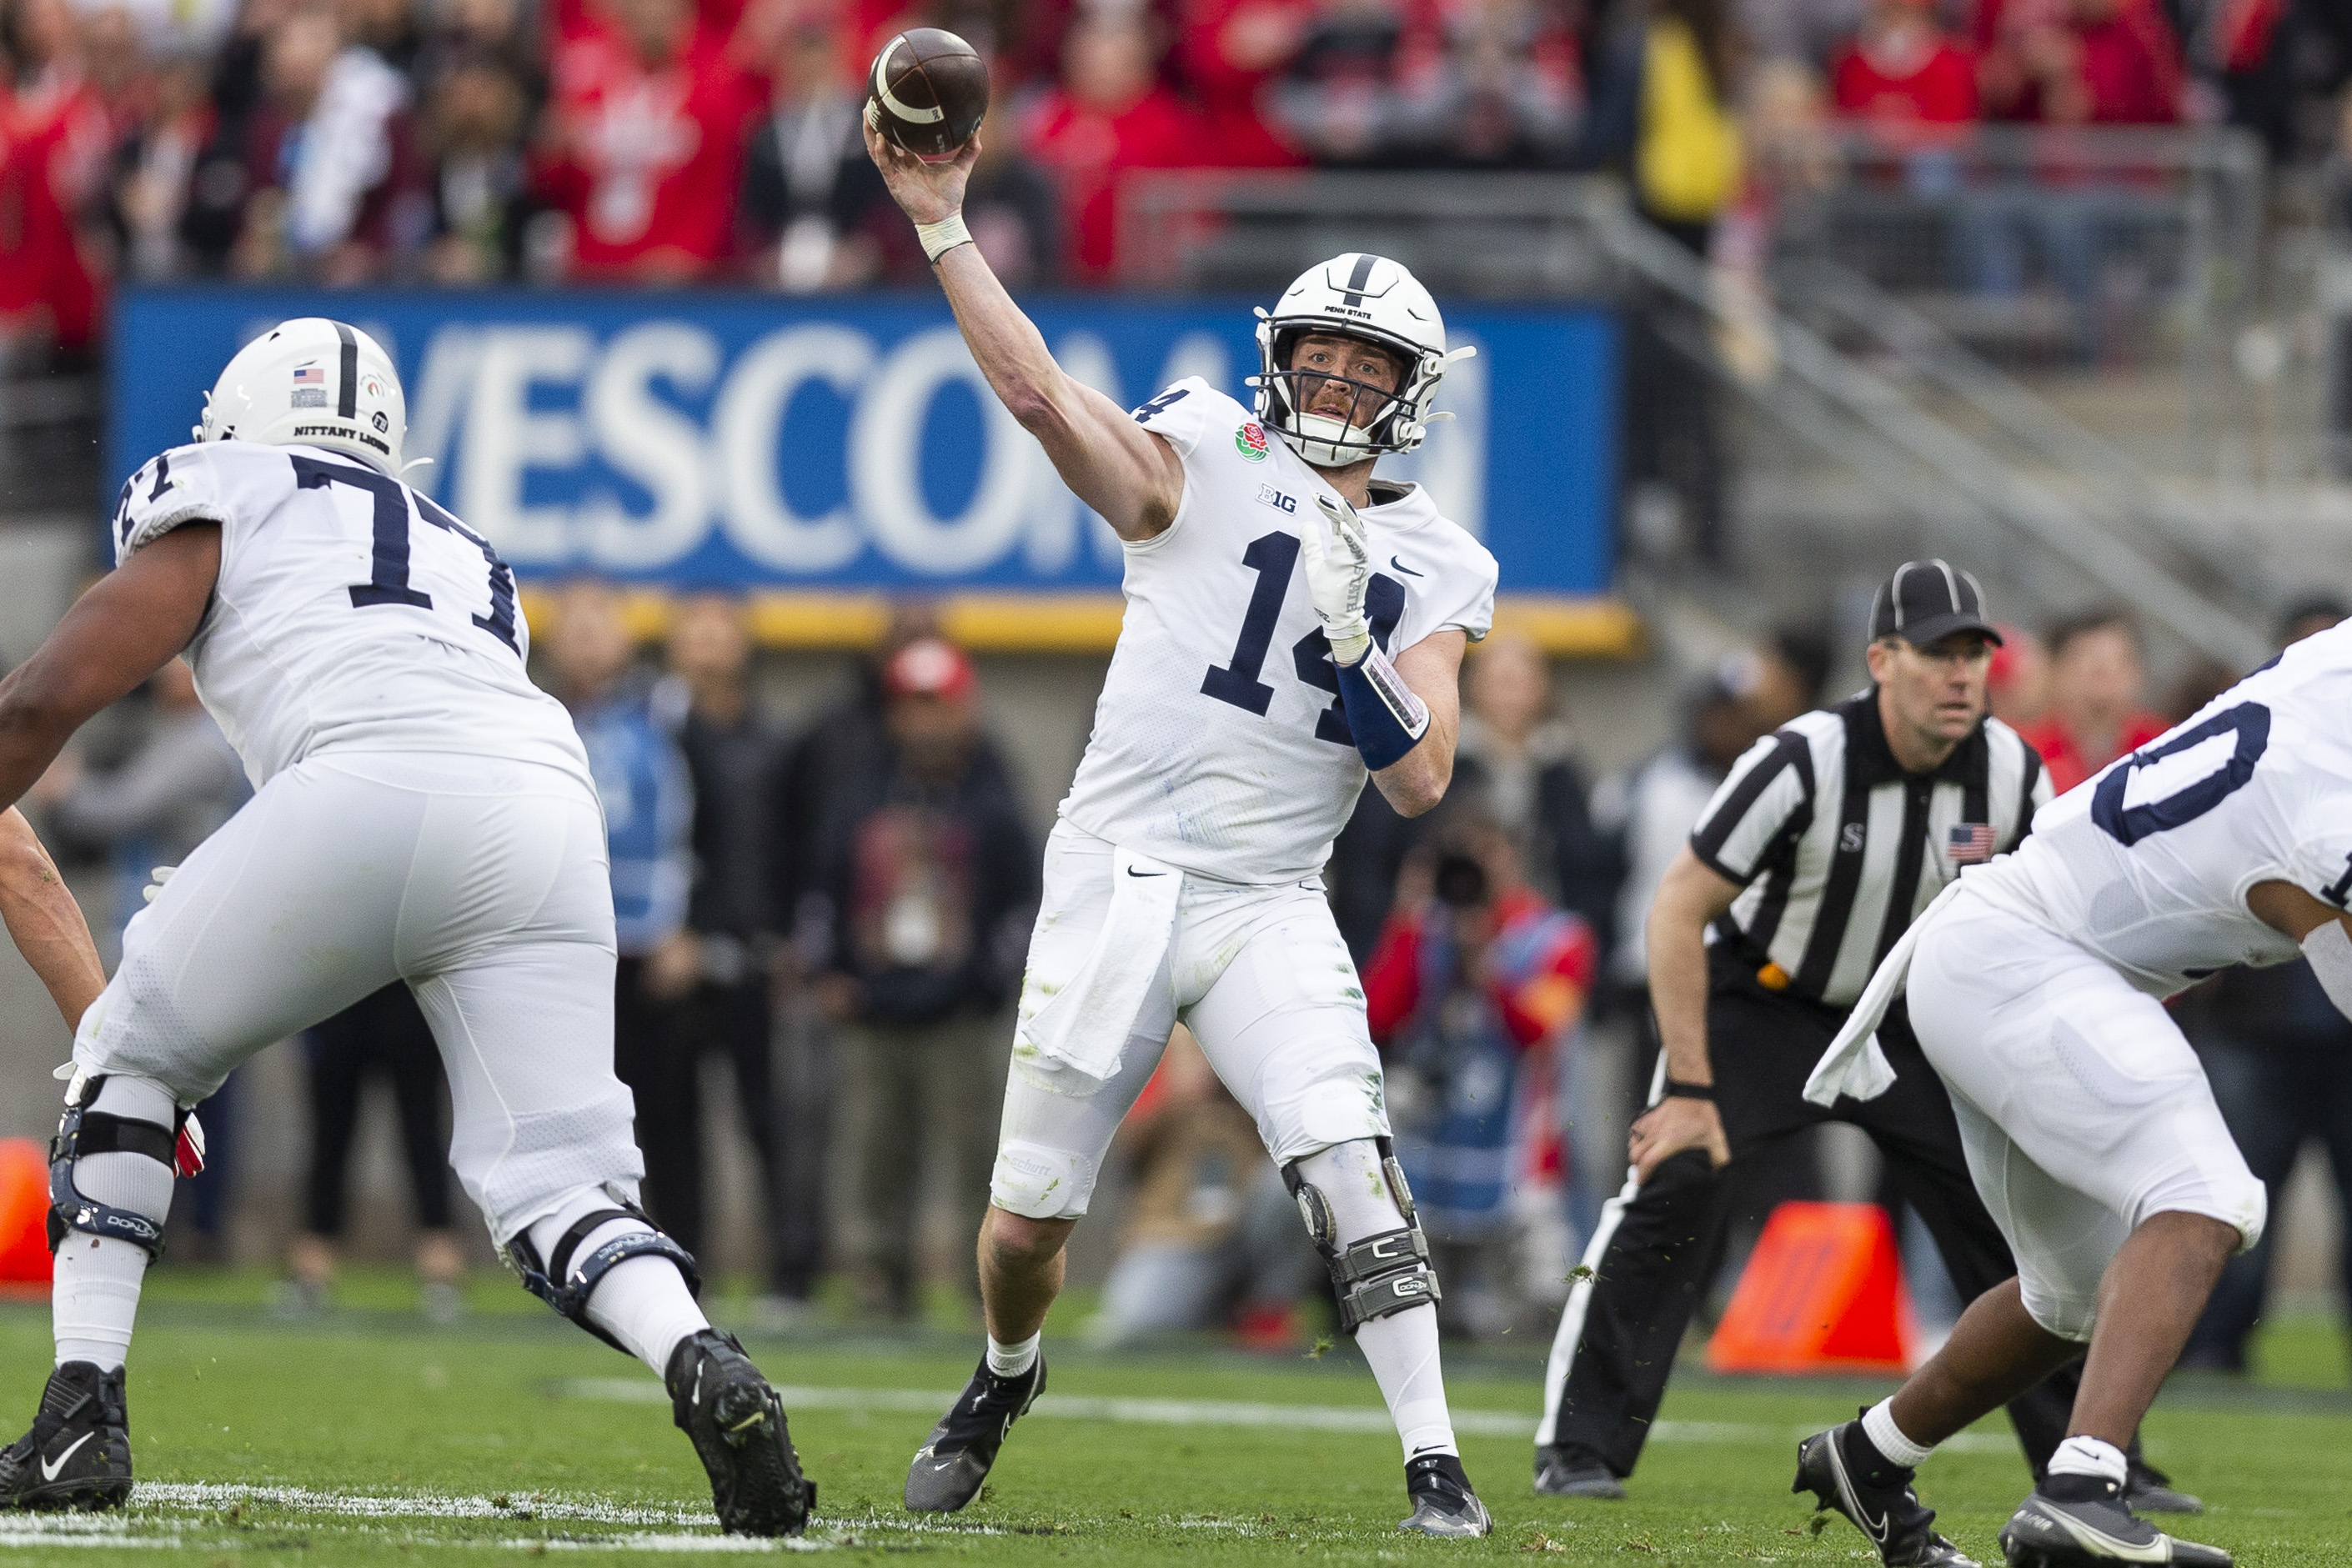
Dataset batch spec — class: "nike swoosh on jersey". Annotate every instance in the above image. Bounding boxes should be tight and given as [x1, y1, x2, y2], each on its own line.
[1390, 557, 1425, 577]
[41, 1432, 93, 1482]
[1125, 868, 1166, 877]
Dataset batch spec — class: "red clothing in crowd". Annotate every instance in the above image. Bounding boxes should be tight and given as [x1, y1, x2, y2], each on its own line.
[1362, 889, 1597, 1050]
[1975, 0, 2182, 123]
[2015, 711, 2169, 795]
[1022, 83, 1205, 283]
[0, 69, 109, 348]
[536, 20, 765, 280]
[1174, 0, 1310, 168]
[1832, 36, 1978, 123]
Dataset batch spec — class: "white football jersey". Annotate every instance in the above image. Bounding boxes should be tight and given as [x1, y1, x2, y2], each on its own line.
[1971, 622, 2352, 997]
[112, 440, 592, 793]
[1059, 378, 1498, 885]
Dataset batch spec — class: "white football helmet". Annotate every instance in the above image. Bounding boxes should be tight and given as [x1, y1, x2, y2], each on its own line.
[196, 318, 406, 473]
[1252, 253, 1472, 470]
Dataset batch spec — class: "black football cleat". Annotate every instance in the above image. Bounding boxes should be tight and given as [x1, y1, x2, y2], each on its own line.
[903, 1355, 1045, 1513]
[2123, 1458, 2202, 1516]
[1999, 1480, 2232, 1566]
[1794, 1417, 1978, 1567]
[1400, 1452, 1492, 1536]
[665, 1330, 813, 1536]
[1533, 1443, 1627, 1500]
[0, 1362, 132, 1511]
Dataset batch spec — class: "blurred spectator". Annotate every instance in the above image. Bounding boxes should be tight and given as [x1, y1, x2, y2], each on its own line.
[1592, 669, 1761, 1000]
[0, 0, 111, 354]
[762, 605, 950, 1310]
[1173, 0, 1310, 166]
[419, 53, 532, 282]
[111, 52, 218, 282]
[33, 659, 246, 939]
[1975, 0, 2181, 125]
[2176, 594, 2352, 1374]
[1269, 0, 1421, 167]
[1579, 0, 1742, 250]
[661, 593, 793, 1302]
[31, 659, 249, 1259]
[1369, 813, 1597, 1337]
[1987, 622, 2050, 729]
[1829, 0, 1975, 128]
[1023, 6, 1203, 282]
[1084, 1027, 1315, 1347]
[1455, 634, 1617, 952]
[813, 637, 1035, 1319]
[1746, 624, 1829, 729]
[233, 0, 427, 283]
[534, 0, 761, 282]
[1394, 0, 1586, 168]
[736, 5, 885, 290]
[2012, 608, 2166, 794]
[544, 580, 707, 1250]
[283, 984, 466, 1321]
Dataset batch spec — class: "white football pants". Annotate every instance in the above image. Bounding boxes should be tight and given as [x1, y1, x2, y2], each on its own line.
[1906, 886, 2267, 1341]
[72, 751, 641, 1243]
[990, 820, 1390, 1220]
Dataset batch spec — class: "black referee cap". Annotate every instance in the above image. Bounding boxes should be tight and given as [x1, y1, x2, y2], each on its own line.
[1870, 560, 2003, 649]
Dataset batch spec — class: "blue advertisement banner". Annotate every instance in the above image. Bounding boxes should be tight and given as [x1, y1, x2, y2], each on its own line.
[110, 290, 1617, 596]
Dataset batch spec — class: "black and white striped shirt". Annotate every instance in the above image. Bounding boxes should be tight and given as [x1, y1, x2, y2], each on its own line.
[1689, 691, 2051, 1008]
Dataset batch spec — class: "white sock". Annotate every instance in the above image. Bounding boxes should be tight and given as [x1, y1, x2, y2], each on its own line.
[2047, 1435, 2129, 1488]
[1862, 1398, 1935, 1468]
[53, 1235, 149, 1371]
[526, 1202, 708, 1378]
[1357, 1304, 1458, 1459]
[987, 1331, 1041, 1378]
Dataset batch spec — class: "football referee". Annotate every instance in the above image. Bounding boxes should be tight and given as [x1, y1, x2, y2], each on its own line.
[1532, 562, 2199, 1530]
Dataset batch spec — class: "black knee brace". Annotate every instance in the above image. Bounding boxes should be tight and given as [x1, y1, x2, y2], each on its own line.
[504, 1200, 701, 1355]
[1283, 1136, 1442, 1334]
[48, 1083, 185, 1261]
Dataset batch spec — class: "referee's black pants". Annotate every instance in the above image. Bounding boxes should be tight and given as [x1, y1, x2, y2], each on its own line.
[1537, 949, 2100, 1481]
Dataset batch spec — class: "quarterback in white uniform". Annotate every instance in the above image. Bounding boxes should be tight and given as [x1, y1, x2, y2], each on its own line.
[866, 125, 1497, 1534]
[1784, 634, 2352, 1566]
[0, 321, 810, 1535]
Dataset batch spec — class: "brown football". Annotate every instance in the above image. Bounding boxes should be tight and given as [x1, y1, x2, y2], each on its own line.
[866, 28, 989, 159]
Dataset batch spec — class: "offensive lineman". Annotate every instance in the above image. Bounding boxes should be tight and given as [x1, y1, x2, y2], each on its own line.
[865, 125, 1498, 1533]
[1783, 630, 2352, 1565]
[0, 321, 811, 1534]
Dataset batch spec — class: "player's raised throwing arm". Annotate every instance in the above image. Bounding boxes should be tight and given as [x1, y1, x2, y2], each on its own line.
[866, 125, 1183, 541]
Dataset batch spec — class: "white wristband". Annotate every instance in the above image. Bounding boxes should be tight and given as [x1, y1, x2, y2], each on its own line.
[915, 213, 972, 264]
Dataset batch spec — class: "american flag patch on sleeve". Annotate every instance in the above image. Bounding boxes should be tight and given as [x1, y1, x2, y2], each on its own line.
[1947, 823, 1997, 865]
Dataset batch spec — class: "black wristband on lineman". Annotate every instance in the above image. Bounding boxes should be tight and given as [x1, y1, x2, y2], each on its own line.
[1663, 1079, 1716, 1102]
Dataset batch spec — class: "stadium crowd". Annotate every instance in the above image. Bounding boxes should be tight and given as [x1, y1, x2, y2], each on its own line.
[31, 582, 2352, 1362]
[0, 0, 2342, 356]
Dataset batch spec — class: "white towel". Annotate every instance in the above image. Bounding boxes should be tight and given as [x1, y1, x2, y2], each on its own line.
[1802, 879, 1968, 1108]
[1015, 844, 1183, 1088]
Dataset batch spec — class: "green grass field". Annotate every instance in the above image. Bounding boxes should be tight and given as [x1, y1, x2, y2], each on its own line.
[0, 1270, 2344, 1565]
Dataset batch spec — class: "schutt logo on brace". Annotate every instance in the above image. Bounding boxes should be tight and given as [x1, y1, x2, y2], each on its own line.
[1235, 422, 1270, 462]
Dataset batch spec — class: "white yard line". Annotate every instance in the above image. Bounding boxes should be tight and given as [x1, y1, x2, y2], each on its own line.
[560, 1379, 2009, 1452]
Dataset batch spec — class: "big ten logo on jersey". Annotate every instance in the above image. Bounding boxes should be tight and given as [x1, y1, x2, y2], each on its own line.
[1254, 483, 1296, 514]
